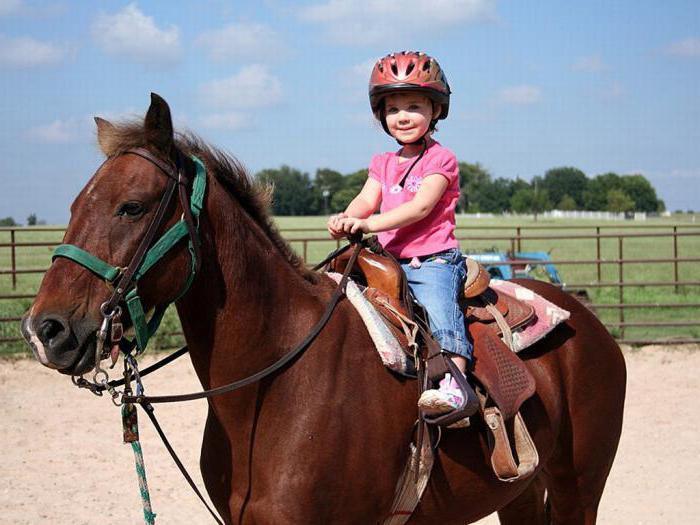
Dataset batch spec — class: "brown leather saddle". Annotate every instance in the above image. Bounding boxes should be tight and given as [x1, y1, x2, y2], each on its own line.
[328, 238, 539, 481]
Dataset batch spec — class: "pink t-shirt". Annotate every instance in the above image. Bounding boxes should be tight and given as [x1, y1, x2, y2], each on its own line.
[368, 140, 460, 259]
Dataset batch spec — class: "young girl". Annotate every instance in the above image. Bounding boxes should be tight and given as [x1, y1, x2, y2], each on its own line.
[327, 51, 473, 415]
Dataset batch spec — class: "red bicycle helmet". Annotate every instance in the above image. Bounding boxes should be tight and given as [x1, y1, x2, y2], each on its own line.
[369, 51, 451, 126]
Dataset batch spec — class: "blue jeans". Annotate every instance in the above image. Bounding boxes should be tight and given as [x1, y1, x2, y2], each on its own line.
[400, 248, 473, 361]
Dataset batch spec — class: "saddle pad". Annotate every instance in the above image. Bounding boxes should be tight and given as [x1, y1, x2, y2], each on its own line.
[489, 280, 571, 352]
[326, 273, 411, 376]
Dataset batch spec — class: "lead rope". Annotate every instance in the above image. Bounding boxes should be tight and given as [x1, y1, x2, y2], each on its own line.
[122, 365, 157, 524]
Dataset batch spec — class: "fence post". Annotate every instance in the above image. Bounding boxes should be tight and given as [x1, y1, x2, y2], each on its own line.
[516, 226, 522, 252]
[596, 226, 601, 283]
[303, 240, 308, 263]
[618, 236, 624, 340]
[10, 228, 17, 290]
[673, 226, 679, 293]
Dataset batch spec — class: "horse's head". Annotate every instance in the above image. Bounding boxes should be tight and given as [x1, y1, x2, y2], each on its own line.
[21, 94, 200, 376]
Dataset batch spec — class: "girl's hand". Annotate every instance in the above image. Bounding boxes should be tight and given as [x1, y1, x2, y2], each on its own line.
[327, 212, 348, 239]
[339, 217, 370, 235]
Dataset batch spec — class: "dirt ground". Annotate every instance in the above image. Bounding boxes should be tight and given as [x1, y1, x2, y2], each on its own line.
[1, 345, 698, 524]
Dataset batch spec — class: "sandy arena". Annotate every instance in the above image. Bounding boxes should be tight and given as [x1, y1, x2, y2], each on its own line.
[1, 345, 698, 524]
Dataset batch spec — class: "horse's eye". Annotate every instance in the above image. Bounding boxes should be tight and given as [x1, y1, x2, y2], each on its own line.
[117, 201, 145, 217]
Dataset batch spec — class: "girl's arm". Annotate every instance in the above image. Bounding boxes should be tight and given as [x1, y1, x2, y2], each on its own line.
[327, 178, 382, 238]
[344, 178, 382, 218]
[339, 174, 449, 234]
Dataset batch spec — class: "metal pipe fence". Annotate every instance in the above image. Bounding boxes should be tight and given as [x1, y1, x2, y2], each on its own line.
[2, 224, 699, 346]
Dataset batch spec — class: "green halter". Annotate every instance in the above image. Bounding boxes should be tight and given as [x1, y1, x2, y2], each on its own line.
[52, 154, 207, 354]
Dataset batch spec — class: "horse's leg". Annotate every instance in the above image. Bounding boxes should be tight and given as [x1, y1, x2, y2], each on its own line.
[542, 410, 621, 525]
[535, 293, 625, 525]
[496, 474, 548, 524]
[200, 408, 234, 524]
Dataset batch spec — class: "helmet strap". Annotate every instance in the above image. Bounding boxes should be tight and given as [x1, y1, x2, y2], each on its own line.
[397, 138, 428, 188]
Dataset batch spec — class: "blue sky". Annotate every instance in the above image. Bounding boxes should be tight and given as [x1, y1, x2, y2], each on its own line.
[1, 0, 699, 223]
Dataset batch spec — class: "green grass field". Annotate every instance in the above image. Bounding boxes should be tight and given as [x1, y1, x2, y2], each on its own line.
[2, 214, 699, 354]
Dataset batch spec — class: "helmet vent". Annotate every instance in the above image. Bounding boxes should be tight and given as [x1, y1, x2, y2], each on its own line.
[405, 61, 415, 76]
[390, 62, 399, 76]
[422, 60, 432, 72]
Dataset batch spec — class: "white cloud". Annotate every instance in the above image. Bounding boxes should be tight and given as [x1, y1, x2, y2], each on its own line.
[92, 3, 181, 65]
[498, 85, 541, 105]
[299, 0, 496, 45]
[199, 65, 283, 109]
[196, 22, 285, 62]
[0, 0, 21, 16]
[198, 112, 252, 131]
[664, 37, 700, 58]
[0, 34, 66, 67]
[572, 55, 608, 73]
[25, 118, 86, 143]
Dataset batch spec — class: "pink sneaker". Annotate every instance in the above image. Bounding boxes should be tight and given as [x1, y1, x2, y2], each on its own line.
[417, 374, 464, 415]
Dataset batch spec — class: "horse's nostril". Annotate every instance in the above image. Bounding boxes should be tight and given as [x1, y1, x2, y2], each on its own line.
[39, 317, 67, 346]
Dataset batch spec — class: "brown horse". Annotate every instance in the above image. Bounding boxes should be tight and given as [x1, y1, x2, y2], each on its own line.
[22, 94, 626, 524]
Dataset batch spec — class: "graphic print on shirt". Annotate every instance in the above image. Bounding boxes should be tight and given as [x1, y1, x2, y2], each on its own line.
[404, 174, 422, 193]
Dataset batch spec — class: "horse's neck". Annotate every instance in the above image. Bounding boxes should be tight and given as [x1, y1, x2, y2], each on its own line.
[175, 180, 323, 388]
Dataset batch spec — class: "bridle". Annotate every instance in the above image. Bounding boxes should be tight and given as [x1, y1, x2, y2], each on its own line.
[53, 147, 206, 387]
[51, 146, 363, 524]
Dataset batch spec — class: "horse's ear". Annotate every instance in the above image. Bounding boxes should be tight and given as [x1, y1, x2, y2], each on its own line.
[144, 92, 174, 155]
[94, 117, 116, 156]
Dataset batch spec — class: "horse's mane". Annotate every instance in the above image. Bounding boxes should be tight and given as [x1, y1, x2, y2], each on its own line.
[97, 120, 318, 283]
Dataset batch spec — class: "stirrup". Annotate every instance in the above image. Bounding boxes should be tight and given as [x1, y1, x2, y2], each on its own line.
[422, 359, 480, 428]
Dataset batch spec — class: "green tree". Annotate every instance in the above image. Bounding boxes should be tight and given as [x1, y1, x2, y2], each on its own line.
[27, 213, 37, 226]
[342, 169, 368, 194]
[510, 189, 533, 214]
[329, 169, 370, 213]
[620, 174, 660, 212]
[557, 194, 577, 211]
[312, 168, 344, 215]
[331, 188, 359, 211]
[255, 166, 316, 215]
[0, 217, 17, 226]
[458, 162, 492, 212]
[606, 189, 635, 212]
[542, 167, 588, 208]
[465, 177, 509, 213]
[510, 187, 551, 220]
[583, 172, 623, 210]
[510, 177, 531, 195]
[531, 188, 552, 220]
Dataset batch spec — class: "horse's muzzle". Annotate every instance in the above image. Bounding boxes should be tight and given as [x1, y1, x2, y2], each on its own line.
[21, 312, 98, 375]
